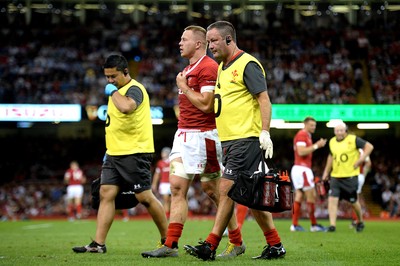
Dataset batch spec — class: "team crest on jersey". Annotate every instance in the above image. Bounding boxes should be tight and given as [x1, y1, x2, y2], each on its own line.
[231, 69, 238, 83]
[187, 76, 196, 87]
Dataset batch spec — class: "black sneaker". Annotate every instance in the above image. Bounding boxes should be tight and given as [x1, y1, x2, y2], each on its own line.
[72, 241, 107, 253]
[356, 222, 365, 232]
[183, 241, 216, 261]
[349, 220, 357, 229]
[327, 226, 336, 232]
[252, 243, 286, 260]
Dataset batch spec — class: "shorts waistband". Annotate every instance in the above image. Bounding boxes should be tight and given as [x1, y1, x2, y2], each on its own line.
[178, 128, 216, 133]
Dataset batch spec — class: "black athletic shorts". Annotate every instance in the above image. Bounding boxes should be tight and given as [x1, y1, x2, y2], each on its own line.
[101, 153, 153, 193]
[221, 138, 263, 181]
[329, 176, 358, 203]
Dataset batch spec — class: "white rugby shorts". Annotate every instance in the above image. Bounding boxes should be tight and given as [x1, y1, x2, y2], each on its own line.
[357, 174, 365, 194]
[66, 185, 84, 199]
[159, 182, 171, 195]
[290, 165, 315, 191]
[170, 128, 222, 175]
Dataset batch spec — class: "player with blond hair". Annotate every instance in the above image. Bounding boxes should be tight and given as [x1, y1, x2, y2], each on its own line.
[142, 25, 234, 258]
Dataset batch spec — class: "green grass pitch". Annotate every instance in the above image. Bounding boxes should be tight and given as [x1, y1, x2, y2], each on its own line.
[0, 218, 399, 265]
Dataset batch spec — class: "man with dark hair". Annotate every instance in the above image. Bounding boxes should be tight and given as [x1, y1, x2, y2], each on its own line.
[72, 54, 168, 253]
[184, 21, 285, 261]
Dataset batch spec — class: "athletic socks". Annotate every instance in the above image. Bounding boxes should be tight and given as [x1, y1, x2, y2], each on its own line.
[164, 223, 184, 248]
[228, 227, 243, 246]
[205, 233, 221, 251]
[264, 228, 281, 247]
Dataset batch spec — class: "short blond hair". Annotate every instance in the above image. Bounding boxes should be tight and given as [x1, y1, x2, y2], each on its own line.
[184, 25, 206, 45]
[184, 25, 206, 35]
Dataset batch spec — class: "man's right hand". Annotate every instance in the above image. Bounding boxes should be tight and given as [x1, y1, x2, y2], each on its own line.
[105, 84, 118, 96]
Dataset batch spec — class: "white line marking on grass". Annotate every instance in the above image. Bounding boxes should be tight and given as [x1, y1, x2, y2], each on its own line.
[22, 223, 53, 230]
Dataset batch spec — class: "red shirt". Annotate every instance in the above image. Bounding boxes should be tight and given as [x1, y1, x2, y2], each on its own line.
[178, 55, 218, 130]
[155, 159, 170, 183]
[293, 129, 313, 168]
[65, 168, 84, 185]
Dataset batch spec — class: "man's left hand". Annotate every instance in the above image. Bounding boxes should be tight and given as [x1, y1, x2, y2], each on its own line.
[259, 130, 273, 158]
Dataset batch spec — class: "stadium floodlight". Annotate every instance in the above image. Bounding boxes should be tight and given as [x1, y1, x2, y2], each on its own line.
[330, 5, 360, 13]
[118, 4, 149, 12]
[386, 5, 400, 11]
[74, 4, 102, 10]
[274, 122, 304, 129]
[152, 119, 164, 125]
[326, 119, 344, 128]
[270, 119, 285, 128]
[357, 123, 390, 129]
[270, 119, 304, 129]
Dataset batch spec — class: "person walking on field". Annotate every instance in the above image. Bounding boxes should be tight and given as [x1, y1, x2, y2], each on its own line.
[184, 21, 286, 261]
[64, 160, 86, 221]
[142, 25, 237, 258]
[72, 54, 168, 253]
[290, 116, 327, 232]
[322, 122, 374, 233]
[152, 147, 172, 216]
[350, 150, 372, 227]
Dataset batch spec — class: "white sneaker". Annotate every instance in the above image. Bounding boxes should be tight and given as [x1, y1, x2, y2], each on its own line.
[310, 224, 326, 232]
[290, 224, 306, 232]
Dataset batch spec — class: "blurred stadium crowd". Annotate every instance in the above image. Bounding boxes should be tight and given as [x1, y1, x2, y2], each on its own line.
[1, 10, 399, 105]
[1, 10, 400, 220]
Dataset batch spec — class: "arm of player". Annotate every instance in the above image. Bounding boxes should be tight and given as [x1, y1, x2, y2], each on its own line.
[354, 141, 374, 169]
[176, 71, 215, 113]
[322, 154, 333, 181]
[151, 169, 161, 194]
[297, 138, 327, 156]
[363, 157, 372, 176]
[256, 91, 273, 158]
[64, 173, 70, 184]
[81, 174, 87, 185]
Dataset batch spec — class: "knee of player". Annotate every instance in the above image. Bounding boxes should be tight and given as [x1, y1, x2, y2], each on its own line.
[204, 189, 219, 203]
[170, 161, 191, 179]
[218, 178, 235, 195]
[99, 184, 119, 200]
[136, 189, 158, 207]
[170, 185, 188, 199]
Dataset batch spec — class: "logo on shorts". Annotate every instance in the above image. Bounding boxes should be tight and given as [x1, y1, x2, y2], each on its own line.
[134, 184, 141, 190]
[225, 168, 233, 175]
